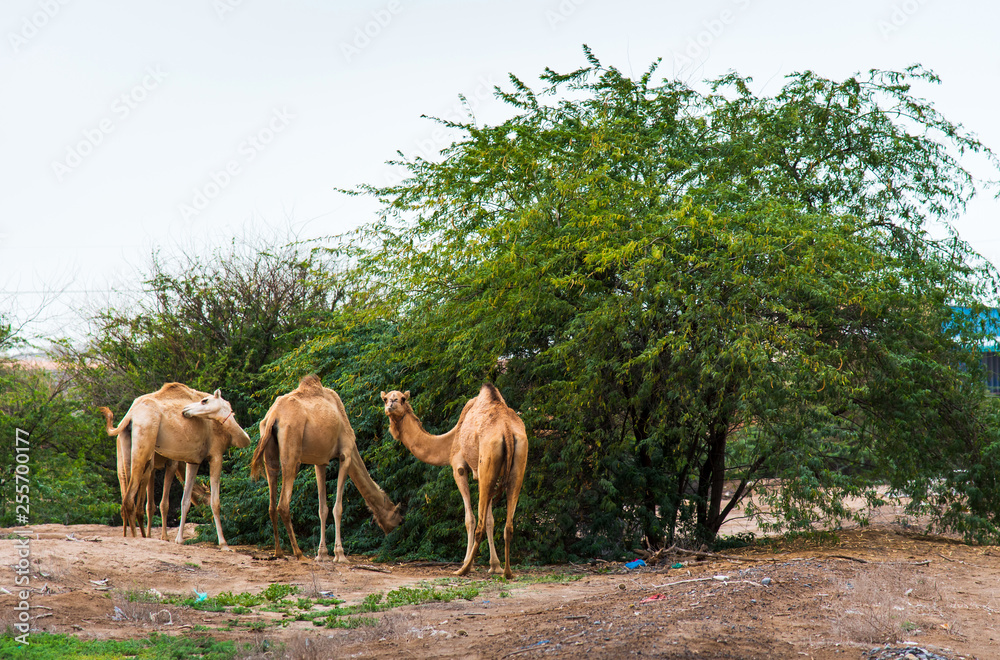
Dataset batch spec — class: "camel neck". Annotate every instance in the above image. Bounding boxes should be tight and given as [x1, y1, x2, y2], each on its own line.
[390, 411, 456, 467]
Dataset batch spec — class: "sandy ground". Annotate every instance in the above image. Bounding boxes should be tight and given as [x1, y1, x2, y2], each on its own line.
[2, 521, 999, 659]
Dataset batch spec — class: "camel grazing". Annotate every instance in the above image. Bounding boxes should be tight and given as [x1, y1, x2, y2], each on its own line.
[251, 375, 402, 561]
[381, 384, 528, 579]
[101, 383, 251, 549]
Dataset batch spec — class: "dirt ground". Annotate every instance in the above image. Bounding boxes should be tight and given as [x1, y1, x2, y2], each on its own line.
[2, 521, 999, 659]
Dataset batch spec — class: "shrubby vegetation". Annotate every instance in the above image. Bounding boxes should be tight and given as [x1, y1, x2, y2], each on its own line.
[0, 322, 118, 527]
[6, 51, 1000, 561]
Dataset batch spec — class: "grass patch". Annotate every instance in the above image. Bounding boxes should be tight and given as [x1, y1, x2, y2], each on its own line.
[0, 632, 237, 659]
[169, 582, 299, 613]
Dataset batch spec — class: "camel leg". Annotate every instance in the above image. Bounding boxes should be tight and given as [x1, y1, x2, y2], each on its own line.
[116, 426, 133, 538]
[138, 465, 151, 539]
[501, 437, 529, 580]
[452, 464, 478, 576]
[263, 442, 285, 558]
[208, 454, 232, 551]
[278, 460, 304, 559]
[483, 505, 502, 575]
[473, 442, 505, 575]
[328, 455, 350, 563]
[123, 419, 158, 539]
[175, 462, 199, 544]
[501, 485, 522, 580]
[313, 465, 331, 561]
[159, 461, 177, 541]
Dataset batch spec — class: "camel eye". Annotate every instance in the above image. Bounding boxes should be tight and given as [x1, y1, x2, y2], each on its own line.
[201, 398, 208, 404]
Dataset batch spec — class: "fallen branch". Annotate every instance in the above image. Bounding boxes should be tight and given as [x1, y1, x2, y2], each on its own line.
[648, 576, 765, 590]
[350, 564, 391, 574]
[502, 641, 550, 658]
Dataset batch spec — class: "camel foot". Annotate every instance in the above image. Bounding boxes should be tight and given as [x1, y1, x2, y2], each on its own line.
[314, 551, 331, 562]
[453, 565, 473, 577]
[488, 564, 503, 575]
[219, 545, 233, 552]
[333, 552, 348, 563]
[504, 568, 514, 580]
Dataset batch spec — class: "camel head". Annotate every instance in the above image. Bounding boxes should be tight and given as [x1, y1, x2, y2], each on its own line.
[182, 389, 252, 448]
[380, 390, 411, 420]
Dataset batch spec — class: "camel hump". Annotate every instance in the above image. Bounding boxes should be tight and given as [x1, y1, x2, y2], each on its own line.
[298, 374, 324, 393]
[157, 382, 201, 399]
[480, 383, 504, 404]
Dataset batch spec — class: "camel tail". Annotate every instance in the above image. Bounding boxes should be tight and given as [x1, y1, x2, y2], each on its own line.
[495, 426, 516, 495]
[99, 406, 130, 436]
[250, 417, 276, 481]
[345, 443, 402, 534]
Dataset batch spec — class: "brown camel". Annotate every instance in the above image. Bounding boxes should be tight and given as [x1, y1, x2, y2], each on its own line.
[101, 383, 251, 549]
[251, 375, 402, 561]
[381, 384, 528, 578]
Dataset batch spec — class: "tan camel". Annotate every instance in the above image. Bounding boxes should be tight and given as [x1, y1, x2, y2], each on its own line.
[99, 405, 209, 539]
[251, 375, 402, 561]
[381, 384, 528, 578]
[101, 383, 251, 549]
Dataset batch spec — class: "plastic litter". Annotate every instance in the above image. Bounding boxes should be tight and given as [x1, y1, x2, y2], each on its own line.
[639, 593, 668, 604]
[193, 588, 208, 602]
[624, 559, 646, 570]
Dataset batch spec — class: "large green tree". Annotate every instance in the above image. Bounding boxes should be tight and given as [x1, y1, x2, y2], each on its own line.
[311, 50, 1000, 558]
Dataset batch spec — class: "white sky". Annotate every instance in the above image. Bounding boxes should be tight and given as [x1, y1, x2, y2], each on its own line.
[2, 0, 998, 343]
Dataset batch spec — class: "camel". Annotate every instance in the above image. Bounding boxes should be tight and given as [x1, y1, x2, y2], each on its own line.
[98, 405, 210, 539]
[381, 384, 528, 579]
[251, 375, 402, 561]
[101, 383, 251, 549]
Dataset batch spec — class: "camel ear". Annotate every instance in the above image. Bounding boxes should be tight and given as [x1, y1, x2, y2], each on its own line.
[213, 389, 222, 398]
[380, 391, 387, 401]
[402, 390, 410, 401]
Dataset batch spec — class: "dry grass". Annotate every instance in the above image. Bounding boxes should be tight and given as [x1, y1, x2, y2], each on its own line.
[237, 613, 407, 659]
[831, 563, 946, 644]
[110, 582, 174, 626]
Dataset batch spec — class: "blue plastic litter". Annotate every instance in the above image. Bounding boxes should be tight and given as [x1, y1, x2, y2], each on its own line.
[624, 559, 646, 570]
[193, 589, 208, 603]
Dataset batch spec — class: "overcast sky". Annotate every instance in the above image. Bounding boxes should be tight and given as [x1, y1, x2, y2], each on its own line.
[2, 0, 998, 343]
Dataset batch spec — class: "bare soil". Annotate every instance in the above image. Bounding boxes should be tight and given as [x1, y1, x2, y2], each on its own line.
[2, 522, 999, 659]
